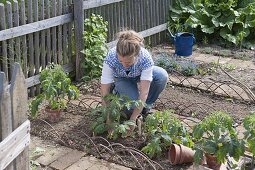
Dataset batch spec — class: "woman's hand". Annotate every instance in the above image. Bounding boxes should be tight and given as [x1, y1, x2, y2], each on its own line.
[123, 119, 136, 137]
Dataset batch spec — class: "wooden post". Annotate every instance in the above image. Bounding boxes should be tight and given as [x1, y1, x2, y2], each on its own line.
[0, 63, 29, 170]
[9, 63, 29, 169]
[74, 0, 84, 80]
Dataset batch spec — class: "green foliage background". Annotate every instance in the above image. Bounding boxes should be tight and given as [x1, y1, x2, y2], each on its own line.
[81, 14, 108, 81]
[169, 0, 255, 49]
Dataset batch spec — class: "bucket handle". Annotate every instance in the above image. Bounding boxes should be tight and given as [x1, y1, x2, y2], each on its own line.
[167, 27, 175, 39]
[167, 24, 196, 44]
[176, 24, 194, 34]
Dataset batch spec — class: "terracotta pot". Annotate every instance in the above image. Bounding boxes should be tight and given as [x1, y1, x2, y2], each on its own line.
[45, 107, 61, 123]
[205, 153, 222, 170]
[168, 144, 195, 165]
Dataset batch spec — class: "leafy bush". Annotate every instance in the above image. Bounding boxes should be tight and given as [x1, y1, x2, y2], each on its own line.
[243, 112, 255, 169]
[192, 111, 244, 165]
[142, 110, 193, 158]
[29, 63, 79, 118]
[81, 14, 108, 81]
[169, 0, 255, 49]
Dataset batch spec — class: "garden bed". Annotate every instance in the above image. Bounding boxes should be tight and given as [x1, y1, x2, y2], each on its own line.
[30, 44, 255, 170]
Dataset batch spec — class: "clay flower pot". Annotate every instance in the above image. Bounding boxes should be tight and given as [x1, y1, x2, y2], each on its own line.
[168, 143, 195, 165]
[45, 107, 61, 123]
[205, 153, 222, 170]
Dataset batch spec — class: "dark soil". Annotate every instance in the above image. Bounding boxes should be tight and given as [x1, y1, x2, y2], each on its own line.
[30, 44, 255, 170]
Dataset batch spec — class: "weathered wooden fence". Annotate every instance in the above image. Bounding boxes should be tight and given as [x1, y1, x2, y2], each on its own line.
[0, 0, 172, 95]
[0, 63, 30, 170]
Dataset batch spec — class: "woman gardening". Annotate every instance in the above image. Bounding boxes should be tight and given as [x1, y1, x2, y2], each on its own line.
[101, 30, 168, 135]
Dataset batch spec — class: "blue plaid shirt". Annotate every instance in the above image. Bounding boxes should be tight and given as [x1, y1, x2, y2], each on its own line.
[104, 47, 154, 78]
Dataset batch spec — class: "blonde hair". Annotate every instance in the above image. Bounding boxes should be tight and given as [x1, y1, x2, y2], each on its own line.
[116, 30, 144, 58]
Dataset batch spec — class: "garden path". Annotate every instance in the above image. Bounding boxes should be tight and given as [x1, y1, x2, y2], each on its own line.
[189, 51, 255, 70]
[30, 136, 131, 170]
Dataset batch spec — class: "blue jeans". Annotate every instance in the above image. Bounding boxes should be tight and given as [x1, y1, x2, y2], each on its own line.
[113, 66, 168, 108]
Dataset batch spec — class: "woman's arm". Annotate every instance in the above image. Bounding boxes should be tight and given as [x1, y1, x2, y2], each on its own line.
[101, 62, 114, 105]
[130, 80, 151, 121]
[101, 83, 112, 106]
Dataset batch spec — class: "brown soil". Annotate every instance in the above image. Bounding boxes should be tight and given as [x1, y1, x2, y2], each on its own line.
[30, 44, 255, 170]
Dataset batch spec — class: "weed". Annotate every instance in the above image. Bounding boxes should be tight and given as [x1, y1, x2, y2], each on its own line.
[218, 49, 232, 57]
[222, 63, 236, 71]
[154, 53, 198, 76]
[200, 47, 213, 54]
[178, 60, 198, 76]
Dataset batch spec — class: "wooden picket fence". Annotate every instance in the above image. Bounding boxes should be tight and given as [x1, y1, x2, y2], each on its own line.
[0, 63, 30, 170]
[0, 0, 171, 95]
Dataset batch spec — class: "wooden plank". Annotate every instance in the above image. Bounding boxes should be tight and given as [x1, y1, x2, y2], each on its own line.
[139, 23, 167, 38]
[123, 0, 128, 30]
[107, 23, 167, 48]
[0, 74, 13, 170]
[52, 0, 57, 63]
[133, 0, 138, 31]
[0, 72, 12, 140]
[150, 0, 156, 46]
[155, 0, 160, 44]
[159, 0, 164, 43]
[20, 0, 28, 78]
[0, 4, 8, 81]
[10, 64, 28, 127]
[74, 0, 84, 80]
[13, 0, 21, 64]
[115, 3, 119, 36]
[45, 0, 51, 64]
[104, 5, 110, 42]
[141, 0, 146, 30]
[83, 0, 124, 10]
[34, 0, 40, 95]
[0, 13, 73, 42]
[128, 0, 131, 28]
[67, 0, 73, 63]
[9, 63, 29, 170]
[28, 0, 35, 96]
[40, 0, 46, 69]
[58, 0, 63, 64]
[1, 4, 14, 169]
[6, 2, 14, 76]
[137, 0, 142, 32]
[109, 4, 114, 41]
[0, 120, 30, 170]
[119, 0, 124, 29]
[62, 0, 68, 64]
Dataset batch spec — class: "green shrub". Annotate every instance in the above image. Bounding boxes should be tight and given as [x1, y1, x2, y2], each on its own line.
[192, 111, 244, 165]
[81, 14, 108, 81]
[90, 94, 144, 140]
[169, 0, 255, 49]
[29, 63, 79, 118]
[243, 112, 255, 169]
[142, 110, 193, 158]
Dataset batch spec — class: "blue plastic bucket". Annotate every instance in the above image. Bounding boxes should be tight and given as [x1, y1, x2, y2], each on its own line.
[174, 32, 195, 57]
